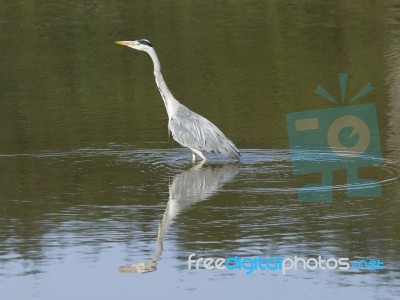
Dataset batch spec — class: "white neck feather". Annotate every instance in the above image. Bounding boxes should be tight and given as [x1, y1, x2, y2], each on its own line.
[147, 49, 180, 119]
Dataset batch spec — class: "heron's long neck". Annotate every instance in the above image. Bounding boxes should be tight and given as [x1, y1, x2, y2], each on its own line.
[148, 49, 180, 119]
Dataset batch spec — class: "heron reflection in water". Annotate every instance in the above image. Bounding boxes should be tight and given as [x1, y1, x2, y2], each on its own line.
[120, 162, 239, 273]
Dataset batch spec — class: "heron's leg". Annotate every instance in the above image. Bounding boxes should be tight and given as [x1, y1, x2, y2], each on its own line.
[189, 148, 206, 161]
[198, 151, 206, 161]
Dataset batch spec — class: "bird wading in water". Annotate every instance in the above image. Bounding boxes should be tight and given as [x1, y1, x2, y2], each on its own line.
[115, 39, 240, 161]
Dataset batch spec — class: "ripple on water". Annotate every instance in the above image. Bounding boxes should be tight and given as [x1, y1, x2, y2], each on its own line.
[1, 146, 399, 196]
[238, 149, 400, 196]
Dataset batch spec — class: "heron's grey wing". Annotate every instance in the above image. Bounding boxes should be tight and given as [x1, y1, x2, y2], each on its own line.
[169, 106, 240, 158]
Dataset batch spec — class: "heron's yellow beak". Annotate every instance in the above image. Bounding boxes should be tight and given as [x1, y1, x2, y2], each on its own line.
[115, 41, 129, 46]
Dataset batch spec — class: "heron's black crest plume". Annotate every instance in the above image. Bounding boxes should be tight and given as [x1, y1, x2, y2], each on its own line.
[138, 39, 153, 47]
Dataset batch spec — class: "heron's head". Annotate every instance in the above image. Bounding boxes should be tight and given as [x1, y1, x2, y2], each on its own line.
[115, 39, 153, 52]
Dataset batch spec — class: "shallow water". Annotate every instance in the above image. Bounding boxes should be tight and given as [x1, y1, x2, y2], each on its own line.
[1, 1, 400, 299]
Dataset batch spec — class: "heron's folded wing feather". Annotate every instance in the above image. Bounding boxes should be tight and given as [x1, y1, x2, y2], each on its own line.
[169, 106, 240, 158]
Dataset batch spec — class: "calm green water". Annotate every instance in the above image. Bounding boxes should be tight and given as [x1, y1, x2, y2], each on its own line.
[1, 0, 400, 299]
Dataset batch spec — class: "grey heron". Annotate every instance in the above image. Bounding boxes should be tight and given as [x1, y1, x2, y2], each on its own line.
[115, 39, 240, 161]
